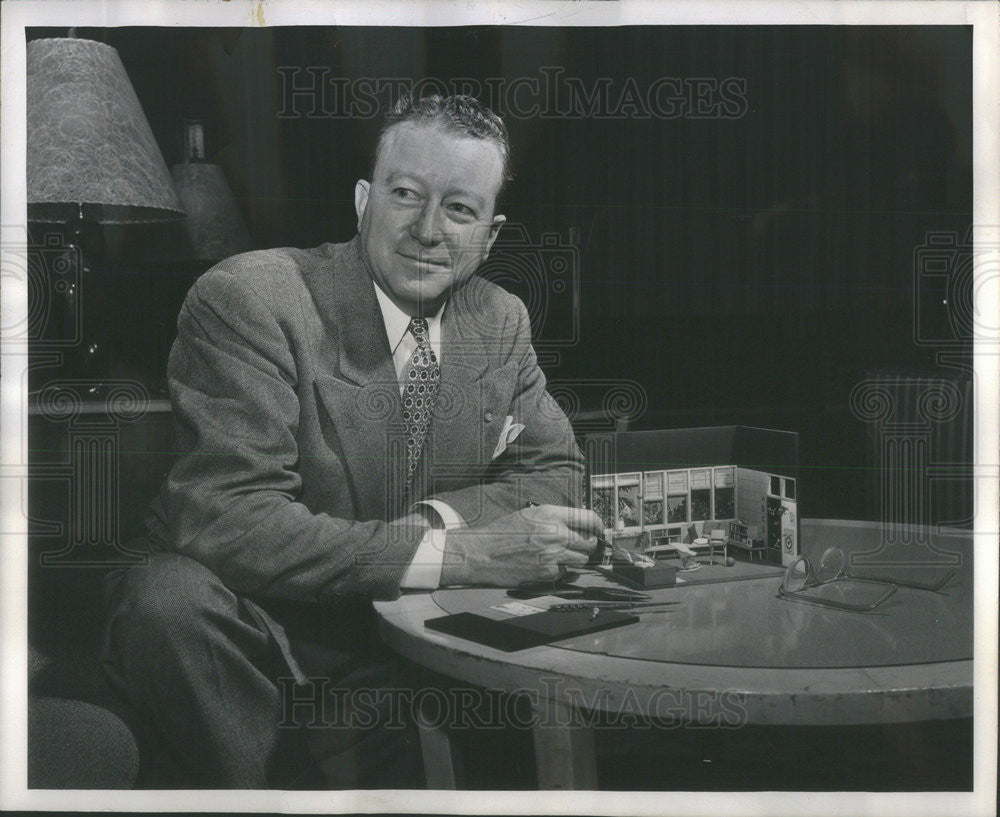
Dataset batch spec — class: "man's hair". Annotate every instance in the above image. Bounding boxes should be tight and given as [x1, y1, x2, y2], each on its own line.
[372, 92, 512, 194]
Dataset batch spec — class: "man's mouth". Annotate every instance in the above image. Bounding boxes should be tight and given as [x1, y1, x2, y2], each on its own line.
[398, 252, 450, 269]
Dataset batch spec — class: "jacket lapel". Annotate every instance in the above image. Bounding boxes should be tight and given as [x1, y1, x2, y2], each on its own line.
[306, 239, 407, 520]
[417, 283, 497, 500]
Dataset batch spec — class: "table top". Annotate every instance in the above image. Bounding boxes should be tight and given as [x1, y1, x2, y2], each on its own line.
[374, 519, 973, 726]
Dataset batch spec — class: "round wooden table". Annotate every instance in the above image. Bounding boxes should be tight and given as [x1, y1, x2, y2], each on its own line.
[374, 519, 972, 789]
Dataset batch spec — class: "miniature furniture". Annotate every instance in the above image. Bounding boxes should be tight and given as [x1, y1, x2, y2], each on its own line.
[729, 520, 749, 550]
[644, 525, 702, 566]
[682, 522, 717, 561]
[687, 520, 730, 564]
[644, 531, 692, 564]
[646, 529, 682, 548]
[708, 527, 728, 563]
[688, 537, 710, 569]
[729, 521, 768, 561]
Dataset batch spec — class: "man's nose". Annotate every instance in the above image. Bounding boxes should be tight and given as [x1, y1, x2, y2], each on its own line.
[409, 203, 444, 246]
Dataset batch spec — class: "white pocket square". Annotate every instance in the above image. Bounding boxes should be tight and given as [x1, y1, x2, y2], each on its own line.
[492, 415, 525, 460]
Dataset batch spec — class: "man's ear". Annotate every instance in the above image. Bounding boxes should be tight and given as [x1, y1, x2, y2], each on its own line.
[354, 180, 371, 231]
[482, 214, 506, 260]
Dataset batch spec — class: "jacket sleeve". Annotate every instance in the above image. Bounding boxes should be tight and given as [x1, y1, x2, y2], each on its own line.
[427, 294, 585, 526]
[157, 269, 424, 603]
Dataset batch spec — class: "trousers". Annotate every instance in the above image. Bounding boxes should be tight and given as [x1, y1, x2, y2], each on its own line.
[102, 551, 424, 789]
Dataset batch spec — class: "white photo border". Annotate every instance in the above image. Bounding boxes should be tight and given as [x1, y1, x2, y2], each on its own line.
[2, 1, 996, 814]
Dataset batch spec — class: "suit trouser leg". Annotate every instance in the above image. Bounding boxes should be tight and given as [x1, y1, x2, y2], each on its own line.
[102, 552, 318, 788]
[250, 597, 426, 790]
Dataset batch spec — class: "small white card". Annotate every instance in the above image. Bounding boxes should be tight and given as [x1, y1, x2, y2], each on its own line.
[489, 601, 546, 617]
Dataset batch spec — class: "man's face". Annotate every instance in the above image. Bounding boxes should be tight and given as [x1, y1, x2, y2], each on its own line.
[355, 121, 506, 316]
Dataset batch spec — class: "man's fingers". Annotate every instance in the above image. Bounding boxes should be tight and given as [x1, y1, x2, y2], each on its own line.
[537, 543, 589, 567]
[527, 505, 605, 538]
[564, 534, 599, 556]
[555, 548, 589, 566]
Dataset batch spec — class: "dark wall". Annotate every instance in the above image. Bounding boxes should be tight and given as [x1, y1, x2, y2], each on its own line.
[26, 25, 974, 521]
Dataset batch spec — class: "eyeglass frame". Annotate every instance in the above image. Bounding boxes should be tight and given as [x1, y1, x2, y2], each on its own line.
[777, 547, 898, 612]
[777, 546, 956, 612]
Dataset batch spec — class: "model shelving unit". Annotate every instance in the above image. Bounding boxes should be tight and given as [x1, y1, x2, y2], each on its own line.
[583, 426, 801, 566]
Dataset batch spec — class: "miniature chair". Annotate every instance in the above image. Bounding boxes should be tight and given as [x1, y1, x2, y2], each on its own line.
[708, 526, 728, 564]
[668, 524, 702, 570]
[675, 539, 701, 571]
[688, 522, 714, 556]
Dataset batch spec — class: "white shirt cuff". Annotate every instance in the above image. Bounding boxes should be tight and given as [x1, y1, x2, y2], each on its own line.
[399, 499, 465, 589]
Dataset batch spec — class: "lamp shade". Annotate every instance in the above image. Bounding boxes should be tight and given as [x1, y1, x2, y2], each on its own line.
[26, 37, 185, 223]
[170, 163, 252, 261]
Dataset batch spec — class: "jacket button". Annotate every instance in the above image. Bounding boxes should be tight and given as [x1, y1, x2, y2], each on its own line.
[484, 411, 495, 422]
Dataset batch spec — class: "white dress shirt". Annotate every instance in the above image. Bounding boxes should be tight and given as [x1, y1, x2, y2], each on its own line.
[372, 281, 463, 589]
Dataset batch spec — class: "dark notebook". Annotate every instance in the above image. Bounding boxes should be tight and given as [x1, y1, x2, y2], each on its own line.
[425, 608, 639, 652]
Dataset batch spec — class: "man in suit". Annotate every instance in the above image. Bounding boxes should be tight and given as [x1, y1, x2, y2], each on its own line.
[103, 94, 601, 788]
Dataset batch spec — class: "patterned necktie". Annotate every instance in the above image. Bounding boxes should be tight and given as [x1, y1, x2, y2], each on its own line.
[402, 317, 440, 491]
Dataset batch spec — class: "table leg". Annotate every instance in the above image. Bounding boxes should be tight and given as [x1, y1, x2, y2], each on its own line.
[531, 700, 598, 789]
[414, 698, 459, 789]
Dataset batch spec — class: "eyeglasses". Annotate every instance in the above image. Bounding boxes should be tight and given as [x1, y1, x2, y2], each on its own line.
[777, 547, 954, 613]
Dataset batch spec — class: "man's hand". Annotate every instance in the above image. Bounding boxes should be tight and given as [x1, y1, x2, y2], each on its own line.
[440, 505, 604, 587]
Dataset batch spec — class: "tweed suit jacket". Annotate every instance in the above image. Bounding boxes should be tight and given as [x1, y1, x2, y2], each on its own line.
[143, 237, 583, 603]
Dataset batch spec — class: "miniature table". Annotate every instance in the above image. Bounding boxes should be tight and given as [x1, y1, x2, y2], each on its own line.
[728, 536, 768, 561]
[374, 519, 973, 789]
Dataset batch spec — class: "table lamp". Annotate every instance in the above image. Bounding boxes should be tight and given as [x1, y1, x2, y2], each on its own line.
[26, 35, 185, 370]
[27, 36, 184, 225]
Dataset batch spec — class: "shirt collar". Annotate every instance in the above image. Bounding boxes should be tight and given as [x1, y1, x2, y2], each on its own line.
[371, 280, 446, 354]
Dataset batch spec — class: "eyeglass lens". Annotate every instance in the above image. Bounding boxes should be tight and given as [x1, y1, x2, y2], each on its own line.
[783, 557, 811, 593]
[815, 547, 845, 584]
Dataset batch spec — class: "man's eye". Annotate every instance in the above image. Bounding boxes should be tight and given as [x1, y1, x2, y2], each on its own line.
[447, 202, 475, 217]
[392, 188, 420, 201]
